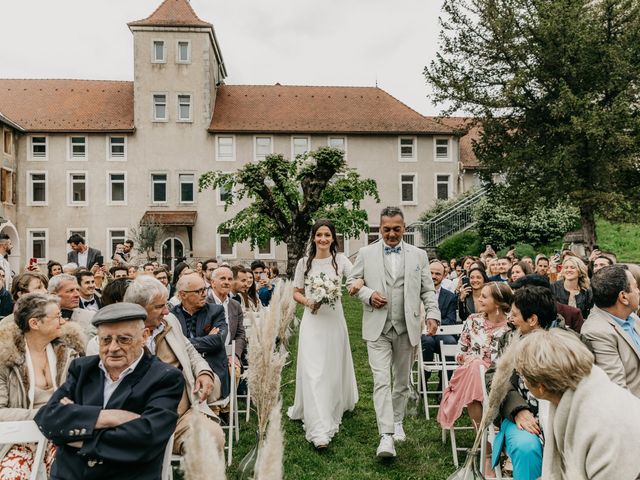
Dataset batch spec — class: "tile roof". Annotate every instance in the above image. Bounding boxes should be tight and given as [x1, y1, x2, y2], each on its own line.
[141, 210, 198, 226]
[0, 79, 134, 133]
[429, 117, 481, 168]
[128, 0, 212, 28]
[209, 85, 455, 135]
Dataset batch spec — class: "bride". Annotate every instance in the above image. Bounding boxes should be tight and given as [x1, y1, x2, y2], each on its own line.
[288, 219, 360, 449]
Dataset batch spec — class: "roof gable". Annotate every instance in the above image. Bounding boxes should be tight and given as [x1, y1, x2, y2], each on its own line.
[0, 79, 134, 132]
[128, 0, 212, 28]
[210, 85, 454, 135]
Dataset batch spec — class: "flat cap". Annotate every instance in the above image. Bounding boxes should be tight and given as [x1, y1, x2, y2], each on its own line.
[92, 302, 147, 326]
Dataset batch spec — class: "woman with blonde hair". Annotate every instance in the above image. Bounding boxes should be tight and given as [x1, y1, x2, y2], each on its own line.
[550, 256, 593, 319]
[515, 328, 640, 479]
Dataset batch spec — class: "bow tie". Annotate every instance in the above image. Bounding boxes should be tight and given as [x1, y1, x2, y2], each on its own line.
[384, 245, 401, 255]
[83, 299, 96, 306]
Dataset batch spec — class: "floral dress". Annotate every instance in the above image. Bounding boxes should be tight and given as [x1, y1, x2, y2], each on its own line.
[437, 313, 510, 429]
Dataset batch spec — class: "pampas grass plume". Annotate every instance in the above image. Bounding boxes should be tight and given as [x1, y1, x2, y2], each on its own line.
[255, 401, 284, 480]
[182, 410, 226, 480]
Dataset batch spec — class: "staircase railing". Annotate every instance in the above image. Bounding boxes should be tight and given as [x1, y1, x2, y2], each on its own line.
[406, 187, 487, 248]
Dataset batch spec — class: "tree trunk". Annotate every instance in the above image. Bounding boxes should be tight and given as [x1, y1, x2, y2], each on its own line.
[579, 205, 597, 251]
[285, 232, 309, 278]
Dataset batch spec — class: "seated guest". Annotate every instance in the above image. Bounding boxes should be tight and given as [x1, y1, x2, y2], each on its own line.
[251, 260, 274, 306]
[488, 257, 511, 282]
[230, 265, 248, 304]
[507, 261, 532, 283]
[62, 262, 79, 275]
[458, 267, 489, 321]
[109, 265, 129, 280]
[0, 293, 85, 477]
[171, 273, 230, 398]
[86, 276, 224, 454]
[153, 267, 171, 292]
[0, 271, 49, 328]
[101, 278, 130, 306]
[76, 271, 103, 312]
[626, 264, 640, 316]
[591, 255, 614, 276]
[34, 303, 184, 480]
[48, 260, 63, 279]
[421, 260, 458, 382]
[534, 255, 550, 278]
[581, 265, 640, 396]
[438, 283, 512, 433]
[514, 328, 640, 479]
[48, 274, 95, 339]
[243, 268, 262, 314]
[550, 256, 594, 319]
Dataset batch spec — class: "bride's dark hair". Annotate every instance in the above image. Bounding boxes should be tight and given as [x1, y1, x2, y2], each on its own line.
[305, 219, 339, 277]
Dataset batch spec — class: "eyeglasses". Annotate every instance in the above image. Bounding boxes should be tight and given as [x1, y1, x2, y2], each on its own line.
[41, 312, 63, 321]
[98, 335, 135, 347]
[182, 287, 207, 295]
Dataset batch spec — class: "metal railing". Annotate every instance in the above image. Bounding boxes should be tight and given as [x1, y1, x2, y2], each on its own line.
[405, 188, 487, 248]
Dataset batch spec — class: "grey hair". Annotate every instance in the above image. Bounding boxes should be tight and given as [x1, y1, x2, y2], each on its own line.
[176, 272, 203, 293]
[380, 206, 404, 220]
[15, 293, 60, 333]
[48, 274, 78, 294]
[123, 275, 168, 306]
[212, 265, 232, 280]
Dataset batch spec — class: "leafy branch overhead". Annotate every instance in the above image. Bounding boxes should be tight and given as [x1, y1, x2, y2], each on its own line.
[199, 146, 379, 276]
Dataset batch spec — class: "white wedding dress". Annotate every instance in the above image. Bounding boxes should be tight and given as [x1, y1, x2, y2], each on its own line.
[287, 253, 359, 446]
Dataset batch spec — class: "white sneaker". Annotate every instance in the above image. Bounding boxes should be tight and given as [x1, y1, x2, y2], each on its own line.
[376, 434, 396, 458]
[393, 422, 406, 442]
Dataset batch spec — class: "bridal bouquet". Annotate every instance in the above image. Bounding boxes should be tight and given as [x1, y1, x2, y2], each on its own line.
[304, 272, 341, 313]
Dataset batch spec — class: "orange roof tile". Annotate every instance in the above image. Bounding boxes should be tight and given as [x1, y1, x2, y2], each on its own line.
[128, 0, 212, 28]
[0, 79, 134, 133]
[429, 117, 481, 168]
[210, 85, 455, 135]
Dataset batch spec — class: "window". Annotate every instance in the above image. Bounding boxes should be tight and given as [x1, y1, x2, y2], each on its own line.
[291, 136, 310, 158]
[217, 184, 232, 205]
[153, 94, 167, 121]
[152, 40, 165, 63]
[217, 229, 236, 258]
[216, 136, 235, 161]
[254, 136, 272, 161]
[27, 171, 47, 205]
[328, 136, 347, 156]
[108, 172, 127, 204]
[28, 229, 48, 261]
[177, 41, 190, 63]
[435, 138, 450, 160]
[179, 174, 195, 203]
[400, 173, 417, 204]
[367, 226, 380, 245]
[151, 173, 167, 203]
[1, 169, 13, 204]
[436, 174, 451, 200]
[68, 172, 88, 205]
[399, 137, 416, 161]
[30, 136, 47, 160]
[255, 238, 275, 259]
[69, 136, 86, 160]
[177, 94, 192, 122]
[3, 131, 11, 155]
[109, 136, 126, 160]
[335, 233, 349, 256]
[108, 229, 127, 258]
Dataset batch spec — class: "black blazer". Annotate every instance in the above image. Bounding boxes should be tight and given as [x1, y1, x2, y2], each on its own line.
[35, 352, 183, 480]
[438, 287, 458, 326]
[171, 302, 230, 398]
[67, 247, 102, 270]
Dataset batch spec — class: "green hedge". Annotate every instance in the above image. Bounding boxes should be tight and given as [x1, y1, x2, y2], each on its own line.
[436, 230, 483, 260]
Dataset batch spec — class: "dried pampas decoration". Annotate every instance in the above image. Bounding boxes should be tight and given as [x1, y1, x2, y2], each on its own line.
[273, 280, 298, 350]
[254, 401, 284, 480]
[182, 410, 226, 480]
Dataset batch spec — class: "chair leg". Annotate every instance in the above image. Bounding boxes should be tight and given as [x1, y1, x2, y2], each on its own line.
[450, 428, 459, 467]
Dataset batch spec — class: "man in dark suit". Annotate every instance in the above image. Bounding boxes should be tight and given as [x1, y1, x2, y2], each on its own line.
[67, 233, 102, 270]
[34, 303, 184, 480]
[171, 272, 230, 398]
[421, 260, 459, 379]
[76, 270, 103, 312]
[488, 256, 511, 282]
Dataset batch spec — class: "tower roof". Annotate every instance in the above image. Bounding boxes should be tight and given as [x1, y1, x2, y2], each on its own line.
[128, 0, 212, 29]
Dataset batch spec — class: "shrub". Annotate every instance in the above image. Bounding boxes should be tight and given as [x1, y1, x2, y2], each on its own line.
[437, 230, 483, 260]
[497, 243, 537, 259]
[419, 187, 479, 222]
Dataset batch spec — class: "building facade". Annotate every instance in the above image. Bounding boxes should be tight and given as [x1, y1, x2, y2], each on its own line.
[0, 0, 476, 270]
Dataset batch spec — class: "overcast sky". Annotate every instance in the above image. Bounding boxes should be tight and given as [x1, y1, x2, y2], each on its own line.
[2, 0, 447, 116]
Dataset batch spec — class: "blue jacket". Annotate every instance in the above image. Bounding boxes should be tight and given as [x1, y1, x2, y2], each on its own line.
[438, 287, 458, 326]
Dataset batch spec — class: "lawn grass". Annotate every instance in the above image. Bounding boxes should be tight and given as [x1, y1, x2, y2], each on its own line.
[224, 293, 473, 480]
[595, 219, 640, 263]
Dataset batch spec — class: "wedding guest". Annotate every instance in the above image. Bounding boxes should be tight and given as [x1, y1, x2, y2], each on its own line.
[438, 282, 513, 433]
[550, 256, 593, 319]
[0, 271, 49, 328]
[48, 274, 95, 339]
[47, 260, 63, 279]
[101, 278, 131, 306]
[0, 293, 85, 477]
[458, 266, 489, 321]
[242, 268, 262, 314]
[534, 255, 550, 277]
[514, 328, 640, 479]
[109, 265, 129, 280]
[507, 261, 532, 283]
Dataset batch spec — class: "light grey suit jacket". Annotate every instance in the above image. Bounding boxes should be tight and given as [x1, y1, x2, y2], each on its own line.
[348, 241, 441, 346]
[582, 306, 640, 397]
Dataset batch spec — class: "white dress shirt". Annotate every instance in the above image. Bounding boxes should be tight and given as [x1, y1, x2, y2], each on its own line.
[98, 350, 144, 407]
[77, 249, 88, 268]
[383, 241, 403, 279]
[146, 322, 166, 355]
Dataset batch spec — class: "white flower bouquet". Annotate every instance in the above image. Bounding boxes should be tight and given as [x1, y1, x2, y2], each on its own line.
[304, 272, 341, 314]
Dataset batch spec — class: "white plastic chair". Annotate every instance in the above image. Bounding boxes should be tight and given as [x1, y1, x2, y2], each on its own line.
[0, 420, 48, 480]
[439, 342, 474, 467]
[479, 364, 506, 479]
[208, 340, 237, 466]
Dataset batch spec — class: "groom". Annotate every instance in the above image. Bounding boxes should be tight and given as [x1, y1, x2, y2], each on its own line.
[348, 206, 441, 458]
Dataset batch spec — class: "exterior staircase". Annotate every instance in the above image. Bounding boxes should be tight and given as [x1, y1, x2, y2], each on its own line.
[404, 187, 487, 249]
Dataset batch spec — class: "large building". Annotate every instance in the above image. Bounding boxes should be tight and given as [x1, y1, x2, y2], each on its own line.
[0, 0, 479, 270]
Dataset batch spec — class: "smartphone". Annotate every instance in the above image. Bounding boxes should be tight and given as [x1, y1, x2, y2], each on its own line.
[96, 255, 104, 267]
[29, 257, 37, 266]
[462, 276, 471, 289]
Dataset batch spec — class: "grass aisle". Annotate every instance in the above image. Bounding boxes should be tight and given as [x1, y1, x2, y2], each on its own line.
[231, 293, 469, 479]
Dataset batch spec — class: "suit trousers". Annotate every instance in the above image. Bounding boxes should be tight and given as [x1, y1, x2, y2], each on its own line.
[366, 327, 413, 435]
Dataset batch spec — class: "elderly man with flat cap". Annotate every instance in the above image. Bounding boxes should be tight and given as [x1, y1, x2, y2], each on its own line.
[34, 303, 184, 480]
